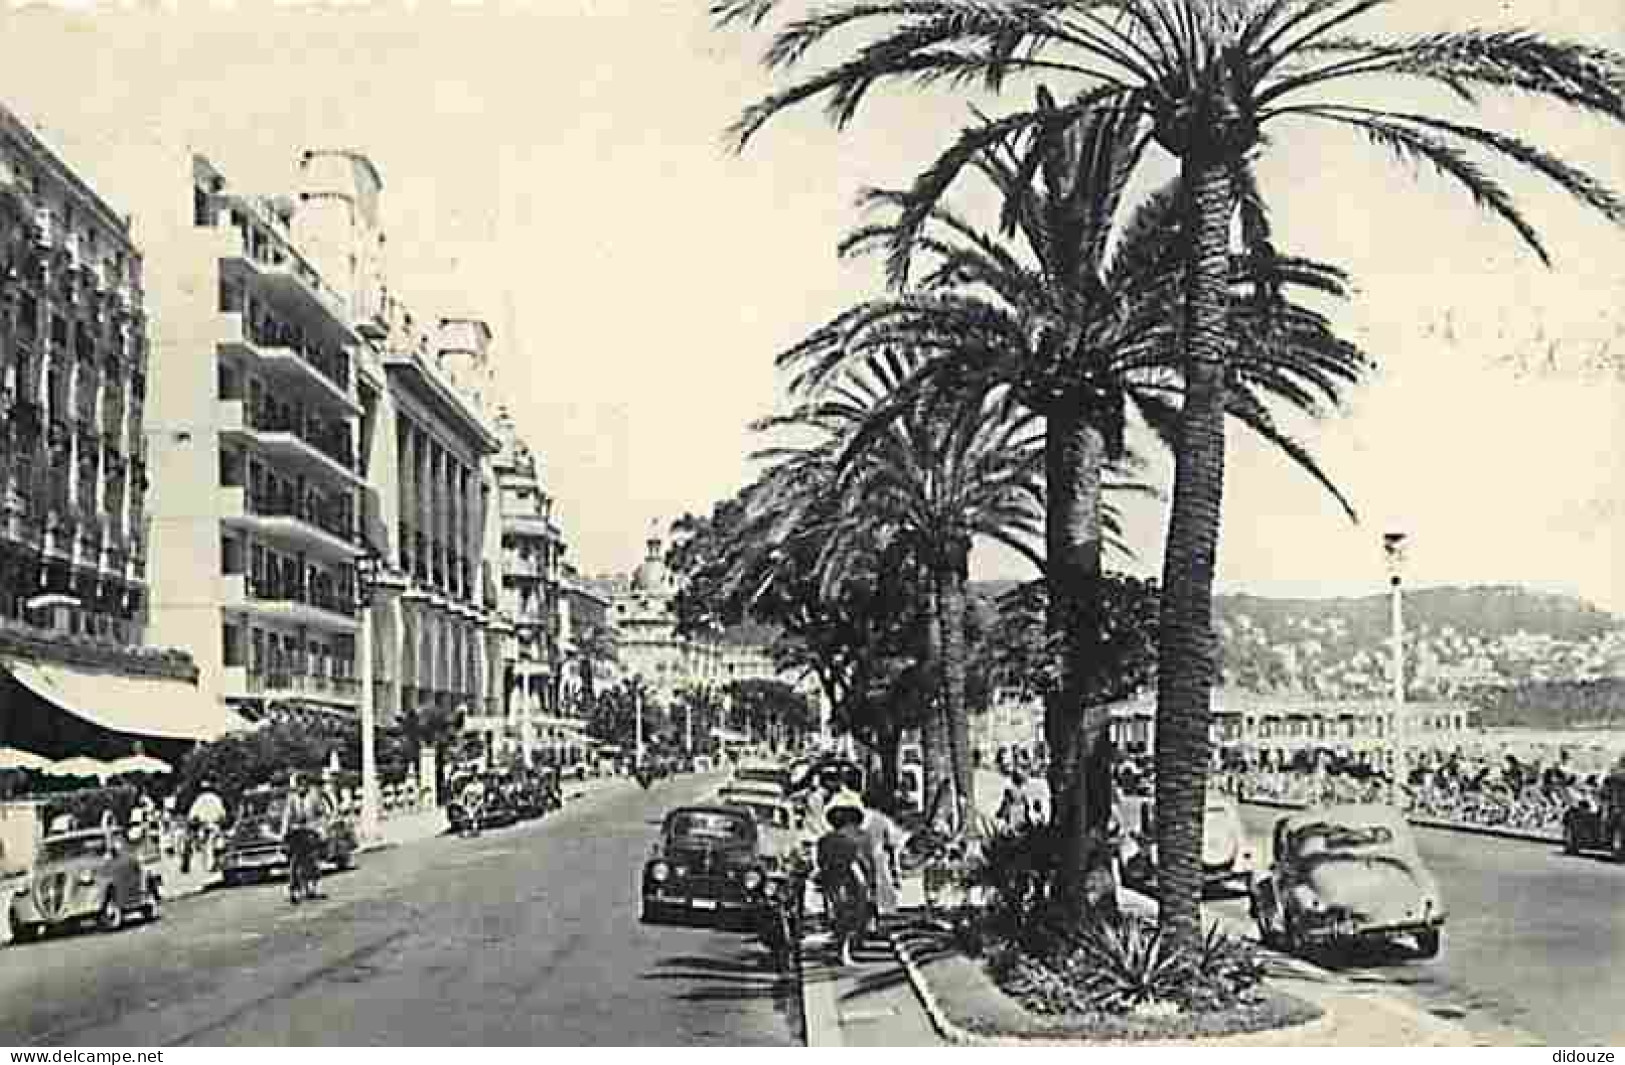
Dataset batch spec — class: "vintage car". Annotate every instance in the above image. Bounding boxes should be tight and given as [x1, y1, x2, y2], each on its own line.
[734, 760, 791, 793]
[1561, 771, 1625, 860]
[8, 828, 162, 941]
[446, 773, 522, 834]
[219, 786, 359, 886]
[1117, 790, 1257, 894]
[720, 796, 802, 869]
[1249, 804, 1446, 958]
[719, 779, 787, 806]
[640, 805, 781, 929]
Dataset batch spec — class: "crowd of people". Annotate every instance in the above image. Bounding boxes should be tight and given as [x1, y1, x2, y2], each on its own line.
[1216, 746, 1620, 837]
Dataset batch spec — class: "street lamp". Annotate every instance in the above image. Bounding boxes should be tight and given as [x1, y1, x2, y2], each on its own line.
[1383, 532, 1409, 807]
[633, 683, 644, 770]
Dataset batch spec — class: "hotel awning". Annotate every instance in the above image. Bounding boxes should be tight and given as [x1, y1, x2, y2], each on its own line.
[4, 659, 226, 743]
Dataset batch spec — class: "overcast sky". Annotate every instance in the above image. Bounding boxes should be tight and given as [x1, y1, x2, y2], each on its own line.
[2, 1, 1621, 611]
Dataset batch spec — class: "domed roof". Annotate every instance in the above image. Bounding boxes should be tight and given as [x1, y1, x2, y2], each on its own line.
[631, 534, 671, 594]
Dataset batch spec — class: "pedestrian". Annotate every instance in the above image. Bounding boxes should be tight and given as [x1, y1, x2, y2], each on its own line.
[281, 772, 327, 903]
[997, 771, 1032, 833]
[859, 795, 908, 928]
[815, 796, 876, 967]
[186, 781, 228, 873]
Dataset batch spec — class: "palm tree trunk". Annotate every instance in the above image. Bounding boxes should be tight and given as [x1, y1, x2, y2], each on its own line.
[1044, 401, 1115, 912]
[920, 602, 954, 829]
[938, 552, 974, 825]
[1154, 152, 1234, 942]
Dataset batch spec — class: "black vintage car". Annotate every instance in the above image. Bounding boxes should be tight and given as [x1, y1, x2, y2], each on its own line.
[1562, 770, 1625, 860]
[446, 773, 522, 834]
[640, 805, 780, 930]
[219, 786, 358, 887]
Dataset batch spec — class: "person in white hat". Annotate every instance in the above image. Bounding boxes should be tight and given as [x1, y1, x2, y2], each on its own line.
[815, 792, 875, 966]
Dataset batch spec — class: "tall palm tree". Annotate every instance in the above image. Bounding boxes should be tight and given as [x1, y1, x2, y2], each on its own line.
[712, 0, 1625, 937]
[758, 348, 1048, 823]
[778, 117, 1367, 908]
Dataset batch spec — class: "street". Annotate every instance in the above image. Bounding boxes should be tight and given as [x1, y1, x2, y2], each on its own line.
[0, 776, 800, 1047]
[1220, 805, 1625, 1046]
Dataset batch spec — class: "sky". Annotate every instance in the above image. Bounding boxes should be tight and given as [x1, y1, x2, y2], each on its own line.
[1, 0, 1622, 611]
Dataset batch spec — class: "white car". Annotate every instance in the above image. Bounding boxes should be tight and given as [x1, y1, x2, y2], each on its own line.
[1118, 790, 1257, 896]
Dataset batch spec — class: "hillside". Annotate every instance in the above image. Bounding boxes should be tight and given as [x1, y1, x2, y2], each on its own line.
[969, 580, 1625, 727]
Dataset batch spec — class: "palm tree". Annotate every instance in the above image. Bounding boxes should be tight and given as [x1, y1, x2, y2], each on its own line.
[713, 0, 1625, 938]
[759, 347, 1048, 825]
[778, 118, 1367, 909]
[569, 621, 619, 710]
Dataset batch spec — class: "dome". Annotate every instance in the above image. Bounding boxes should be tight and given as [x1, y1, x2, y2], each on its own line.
[631, 534, 671, 594]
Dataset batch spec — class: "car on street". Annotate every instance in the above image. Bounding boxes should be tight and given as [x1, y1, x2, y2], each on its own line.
[640, 805, 781, 929]
[734, 760, 790, 793]
[1249, 803, 1447, 958]
[8, 827, 162, 941]
[219, 785, 358, 886]
[1116, 790, 1257, 895]
[1561, 770, 1625, 860]
[446, 773, 523, 835]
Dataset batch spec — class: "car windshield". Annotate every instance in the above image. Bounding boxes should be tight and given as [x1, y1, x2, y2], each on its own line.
[670, 811, 753, 843]
[1289, 821, 1397, 854]
[43, 834, 111, 862]
[240, 793, 283, 820]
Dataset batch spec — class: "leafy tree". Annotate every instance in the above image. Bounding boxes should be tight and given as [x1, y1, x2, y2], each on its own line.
[725, 677, 819, 749]
[177, 720, 340, 813]
[713, 0, 1625, 939]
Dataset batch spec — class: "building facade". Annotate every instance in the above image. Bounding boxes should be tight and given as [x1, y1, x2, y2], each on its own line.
[0, 106, 151, 640]
[602, 530, 722, 705]
[493, 410, 565, 735]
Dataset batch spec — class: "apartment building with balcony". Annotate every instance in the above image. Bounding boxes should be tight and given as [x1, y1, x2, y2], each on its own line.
[0, 105, 218, 759]
[143, 154, 376, 730]
[493, 409, 569, 752]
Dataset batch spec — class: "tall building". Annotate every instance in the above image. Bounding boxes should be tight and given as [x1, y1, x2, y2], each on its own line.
[492, 409, 566, 750]
[603, 528, 721, 704]
[143, 154, 374, 732]
[0, 105, 214, 760]
[140, 145, 511, 755]
[1, 106, 151, 639]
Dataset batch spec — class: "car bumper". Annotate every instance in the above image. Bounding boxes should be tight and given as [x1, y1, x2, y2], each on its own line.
[1297, 914, 1445, 943]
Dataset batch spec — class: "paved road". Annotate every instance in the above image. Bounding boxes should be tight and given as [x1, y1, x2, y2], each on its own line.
[1219, 804, 1625, 1046]
[0, 775, 800, 1046]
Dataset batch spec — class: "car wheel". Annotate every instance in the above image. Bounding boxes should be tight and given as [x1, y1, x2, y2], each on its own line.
[97, 890, 124, 934]
[8, 910, 36, 943]
[1415, 927, 1442, 959]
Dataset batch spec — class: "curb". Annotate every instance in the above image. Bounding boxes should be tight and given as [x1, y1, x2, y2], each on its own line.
[889, 927, 986, 1046]
[1240, 798, 1562, 845]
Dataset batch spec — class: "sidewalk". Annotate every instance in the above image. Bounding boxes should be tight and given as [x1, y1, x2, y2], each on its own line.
[797, 864, 1493, 1047]
[159, 774, 633, 902]
[799, 874, 945, 1046]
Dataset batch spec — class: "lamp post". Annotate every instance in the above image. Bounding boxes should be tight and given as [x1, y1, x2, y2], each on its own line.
[353, 547, 404, 845]
[633, 683, 644, 770]
[1383, 532, 1409, 807]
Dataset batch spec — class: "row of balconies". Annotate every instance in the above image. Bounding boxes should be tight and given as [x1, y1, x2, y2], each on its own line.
[231, 399, 356, 474]
[227, 666, 362, 704]
[397, 525, 480, 602]
[242, 313, 351, 394]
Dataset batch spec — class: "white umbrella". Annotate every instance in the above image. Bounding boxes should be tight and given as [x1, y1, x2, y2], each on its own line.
[108, 753, 173, 777]
[0, 747, 52, 772]
[45, 756, 113, 780]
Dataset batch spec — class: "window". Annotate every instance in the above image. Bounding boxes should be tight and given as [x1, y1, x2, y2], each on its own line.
[221, 535, 243, 576]
[222, 623, 245, 667]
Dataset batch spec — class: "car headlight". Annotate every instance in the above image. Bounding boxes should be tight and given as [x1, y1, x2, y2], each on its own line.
[743, 870, 763, 891]
[764, 880, 779, 897]
[650, 861, 670, 883]
[77, 870, 98, 886]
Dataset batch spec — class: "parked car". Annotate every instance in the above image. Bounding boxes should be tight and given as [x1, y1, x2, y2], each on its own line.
[219, 785, 358, 886]
[734, 760, 790, 793]
[1562, 771, 1625, 860]
[1116, 790, 1257, 895]
[640, 805, 780, 929]
[445, 773, 521, 835]
[9, 828, 161, 941]
[1249, 803, 1446, 958]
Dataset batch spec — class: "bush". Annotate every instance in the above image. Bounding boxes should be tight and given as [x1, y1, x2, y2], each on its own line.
[962, 820, 1266, 1017]
[177, 720, 341, 812]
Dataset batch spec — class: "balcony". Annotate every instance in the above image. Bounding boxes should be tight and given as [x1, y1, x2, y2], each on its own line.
[221, 573, 359, 632]
[218, 399, 362, 488]
[502, 514, 562, 542]
[217, 313, 358, 415]
[223, 665, 361, 706]
[219, 485, 359, 562]
[214, 217, 356, 345]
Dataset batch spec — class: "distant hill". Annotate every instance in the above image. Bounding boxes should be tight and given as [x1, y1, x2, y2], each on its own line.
[968, 580, 1625, 727]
